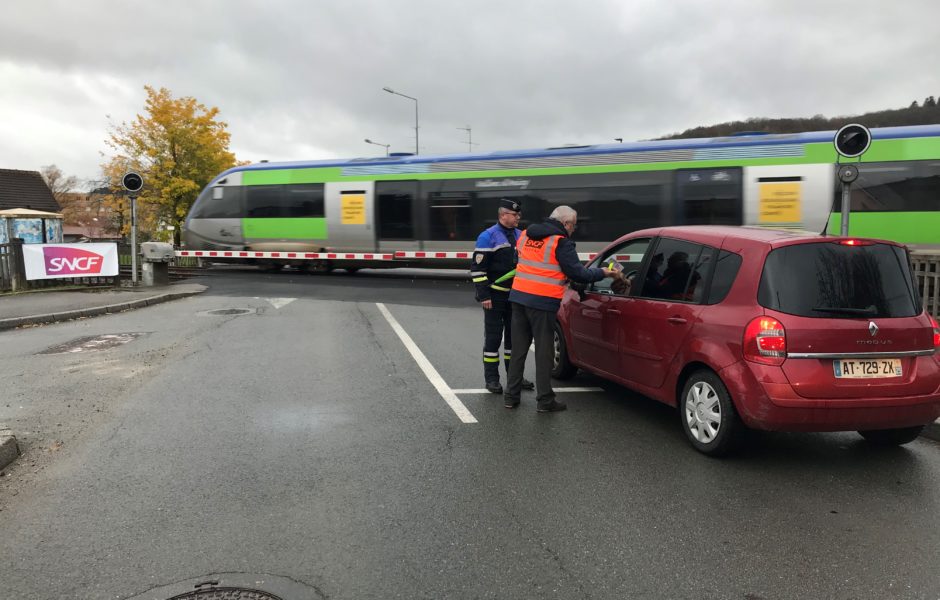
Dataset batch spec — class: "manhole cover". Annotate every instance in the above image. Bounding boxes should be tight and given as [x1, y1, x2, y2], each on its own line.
[204, 309, 254, 316]
[167, 587, 283, 600]
[39, 333, 148, 355]
[122, 572, 323, 600]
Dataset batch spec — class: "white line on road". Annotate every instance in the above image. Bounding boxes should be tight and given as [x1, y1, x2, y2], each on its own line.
[375, 303, 478, 424]
[451, 387, 604, 394]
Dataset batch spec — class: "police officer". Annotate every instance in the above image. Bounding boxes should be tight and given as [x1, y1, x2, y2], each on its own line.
[470, 198, 534, 394]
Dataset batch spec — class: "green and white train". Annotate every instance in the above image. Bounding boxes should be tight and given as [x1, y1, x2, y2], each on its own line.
[182, 124, 940, 269]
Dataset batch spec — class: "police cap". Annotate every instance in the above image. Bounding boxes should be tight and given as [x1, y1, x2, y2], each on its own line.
[499, 198, 521, 213]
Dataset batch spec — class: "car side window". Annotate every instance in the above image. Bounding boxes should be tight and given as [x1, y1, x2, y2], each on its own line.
[636, 238, 712, 302]
[590, 238, 652, 296]
[706, 250, 742, 304]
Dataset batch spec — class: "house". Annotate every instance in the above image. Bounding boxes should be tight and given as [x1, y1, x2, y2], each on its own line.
[0, 169, 61, 212]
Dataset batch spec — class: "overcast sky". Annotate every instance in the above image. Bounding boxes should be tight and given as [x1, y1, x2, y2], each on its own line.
[2, 0, 938, 185]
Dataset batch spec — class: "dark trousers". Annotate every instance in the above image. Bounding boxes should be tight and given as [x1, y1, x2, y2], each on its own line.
[483, 294, 513, 383]
[506, 302, 556, 406]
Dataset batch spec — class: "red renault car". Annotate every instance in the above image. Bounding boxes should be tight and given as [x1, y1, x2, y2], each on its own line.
[554, 226, 940, 456]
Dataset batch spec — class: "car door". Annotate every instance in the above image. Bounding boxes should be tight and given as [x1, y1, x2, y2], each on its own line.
[567, 238, 652, 377]
[618, 237, 713, 389]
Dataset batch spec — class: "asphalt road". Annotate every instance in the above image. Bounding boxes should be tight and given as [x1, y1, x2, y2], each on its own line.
[0, 269, 938, 600]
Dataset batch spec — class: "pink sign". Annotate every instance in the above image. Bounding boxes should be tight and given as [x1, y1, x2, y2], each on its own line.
[22, 243, 119, 280]
[42, 246, 105, 275]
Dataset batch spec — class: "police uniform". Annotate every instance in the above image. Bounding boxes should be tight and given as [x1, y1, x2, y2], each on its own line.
[470, 199, 533, 393]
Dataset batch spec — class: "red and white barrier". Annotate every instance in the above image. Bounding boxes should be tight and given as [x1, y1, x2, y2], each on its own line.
[175, 250, 639, 263]
[176, 250, 394, 260]
[393, 251, 473, 259]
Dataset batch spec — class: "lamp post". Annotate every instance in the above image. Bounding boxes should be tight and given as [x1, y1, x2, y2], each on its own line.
[382, 86, 419, 155]
[364, 138, 391, 156]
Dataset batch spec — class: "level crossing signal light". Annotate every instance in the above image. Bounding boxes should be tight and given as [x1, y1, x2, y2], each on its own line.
[833, 124, 871, 158]
[122, 172, 144, 194]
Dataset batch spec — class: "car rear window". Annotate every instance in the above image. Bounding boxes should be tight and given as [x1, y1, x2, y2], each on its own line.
[758, 242, 920, 318]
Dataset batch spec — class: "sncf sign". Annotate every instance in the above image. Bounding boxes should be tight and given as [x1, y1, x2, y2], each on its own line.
[23, 243, 119, 280]
[44, 247, 104, 275]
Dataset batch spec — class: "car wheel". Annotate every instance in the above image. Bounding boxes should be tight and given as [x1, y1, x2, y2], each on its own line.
[858, 425, 924, 446]
[551, 325, 578, 379]
[679, 370, 742, 457]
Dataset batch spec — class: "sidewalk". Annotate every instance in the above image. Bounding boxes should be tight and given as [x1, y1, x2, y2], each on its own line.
[0, 282, 207, 331]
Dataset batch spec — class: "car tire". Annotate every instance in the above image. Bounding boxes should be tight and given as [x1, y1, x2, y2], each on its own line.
[857, 425, 924, 446]
[679, 369, 742, 457]
[551, 325, 578, 380]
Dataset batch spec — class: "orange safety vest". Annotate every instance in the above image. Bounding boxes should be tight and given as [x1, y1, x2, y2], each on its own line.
[512, 232, 566, 299]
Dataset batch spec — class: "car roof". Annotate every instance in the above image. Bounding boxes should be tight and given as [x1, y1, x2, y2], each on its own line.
[615, 225, 905, 250]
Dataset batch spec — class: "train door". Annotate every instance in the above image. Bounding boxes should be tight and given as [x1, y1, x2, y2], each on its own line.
[376, 181, 421, 252]
[674, 168, 743, 225]
[325, 181, 375, 251]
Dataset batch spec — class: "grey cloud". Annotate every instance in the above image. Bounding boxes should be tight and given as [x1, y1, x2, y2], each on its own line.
[1, 0, 938, 180]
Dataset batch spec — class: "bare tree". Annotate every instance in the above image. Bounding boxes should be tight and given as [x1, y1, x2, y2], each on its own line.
[39, 164, 81, 205]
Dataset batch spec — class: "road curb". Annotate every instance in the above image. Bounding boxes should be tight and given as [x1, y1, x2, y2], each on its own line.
[0, 289, 205, 331]
[923, 420, 940, 443]
[0, 426, 20, 472]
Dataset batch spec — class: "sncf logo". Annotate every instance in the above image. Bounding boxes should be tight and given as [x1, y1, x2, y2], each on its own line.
[525, 239, 545, 249]
[43, 246, 105, 275]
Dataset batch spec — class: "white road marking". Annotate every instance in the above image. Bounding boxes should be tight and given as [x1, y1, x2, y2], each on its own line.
[375, 303, 478, 424]
[451, 387, 604, 394]
[256, 297, 297, 309]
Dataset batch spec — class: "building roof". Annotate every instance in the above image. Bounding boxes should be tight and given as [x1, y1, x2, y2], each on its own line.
[0, 208, 62, 218]
[0, 169, 61, 213]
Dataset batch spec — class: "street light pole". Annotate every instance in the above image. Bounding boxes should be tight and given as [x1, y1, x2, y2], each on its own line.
[383, 86, 419, 155]
[364, 138, 391, 156]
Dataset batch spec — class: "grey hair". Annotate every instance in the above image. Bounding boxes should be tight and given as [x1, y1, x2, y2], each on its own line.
[549, 205, 577, 223]
[497, 207, 514, 216]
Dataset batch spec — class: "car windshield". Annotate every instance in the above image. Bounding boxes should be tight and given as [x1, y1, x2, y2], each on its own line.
[758, 242, 920, 318]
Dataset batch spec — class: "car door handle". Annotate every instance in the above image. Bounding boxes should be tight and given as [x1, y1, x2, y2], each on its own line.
[667, 317, 687, 325]
[608, 309, 621, 316]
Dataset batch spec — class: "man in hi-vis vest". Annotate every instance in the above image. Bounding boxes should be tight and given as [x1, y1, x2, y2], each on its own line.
[504, 205, 616, 412]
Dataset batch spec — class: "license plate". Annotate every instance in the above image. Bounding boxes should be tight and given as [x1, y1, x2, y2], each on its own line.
[833, 359, 902, 379]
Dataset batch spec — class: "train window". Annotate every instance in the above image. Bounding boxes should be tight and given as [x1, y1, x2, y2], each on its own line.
[833, 161, 940, 212]
[191, 186, 242, 219]
[245, 184, 324, 218]
[427, 194, 477, 240]
[426, 173, 667, 242]
[284, 184, 325, 217]
[675, 168, 742, 225]
[377, 182, 415, 239]
[540, 185, 663, 242]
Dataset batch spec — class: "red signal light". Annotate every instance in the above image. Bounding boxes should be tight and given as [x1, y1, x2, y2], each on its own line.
[837, 239, 873, 246]
[930, 315, 940, 350]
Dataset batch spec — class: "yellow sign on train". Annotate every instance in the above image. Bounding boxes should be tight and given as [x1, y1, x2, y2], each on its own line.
[341, 194, 366, 225]
[758, 182, 801, 224]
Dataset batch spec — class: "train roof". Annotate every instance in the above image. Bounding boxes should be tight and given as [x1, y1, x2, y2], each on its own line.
[224, 123, 940, 177]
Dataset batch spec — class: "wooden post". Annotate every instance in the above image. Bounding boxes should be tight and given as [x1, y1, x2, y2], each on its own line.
[10, 238, 26, 292]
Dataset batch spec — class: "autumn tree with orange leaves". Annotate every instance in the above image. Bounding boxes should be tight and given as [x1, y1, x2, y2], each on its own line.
[102, 86, 240, 244]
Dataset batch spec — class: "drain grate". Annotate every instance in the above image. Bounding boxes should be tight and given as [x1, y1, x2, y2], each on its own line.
[167, 587, 283, 600]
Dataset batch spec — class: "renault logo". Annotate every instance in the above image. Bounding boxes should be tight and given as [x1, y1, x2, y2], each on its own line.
[869, 321, 879, 337]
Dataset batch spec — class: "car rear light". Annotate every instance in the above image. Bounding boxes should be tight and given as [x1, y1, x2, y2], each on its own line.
[930, 315, 940, 350]
[836, 239, 874, 246]
[744, 316, 787, 366]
